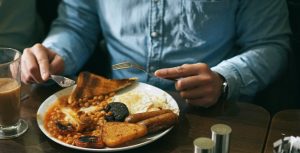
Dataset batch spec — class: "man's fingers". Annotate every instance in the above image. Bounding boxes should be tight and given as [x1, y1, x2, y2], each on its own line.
[49, 55, 64, 75]
[185, 97, 215, 108]
[176, 75, 212, 90]
[31, 44, 50, 80]
[21, 44, 56, 84]
[21, 58, 36, 84]
[47, 49, 58, 61]
[21, 58, 31, 84]
[155, 63, 209, 79]
[22, 49, 44, 83]
[20, 43, 63, 85]
[154, 64, 191, 79]
[179, 87, 208, 99]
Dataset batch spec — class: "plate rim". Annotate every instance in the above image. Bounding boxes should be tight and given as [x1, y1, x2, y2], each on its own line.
[36, 82, 179, 152]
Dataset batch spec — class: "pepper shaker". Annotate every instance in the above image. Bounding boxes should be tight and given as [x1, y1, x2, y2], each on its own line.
[211, 124, 232, 153]
[194, 137, 215, 153]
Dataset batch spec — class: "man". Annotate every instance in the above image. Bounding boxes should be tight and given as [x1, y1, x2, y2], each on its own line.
[21, 0, 290, 107]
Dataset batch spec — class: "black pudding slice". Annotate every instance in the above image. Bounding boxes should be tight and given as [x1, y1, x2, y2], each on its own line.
[104, 102, 129, 122]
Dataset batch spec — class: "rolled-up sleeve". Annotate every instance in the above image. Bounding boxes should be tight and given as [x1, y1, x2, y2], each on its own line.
[43, 0, 101, 76]
[211, 0, 291, 101]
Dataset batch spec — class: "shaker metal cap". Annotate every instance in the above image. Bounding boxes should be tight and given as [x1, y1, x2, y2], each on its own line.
[211, 124, 232, 135]
[194, 137, 215, 153]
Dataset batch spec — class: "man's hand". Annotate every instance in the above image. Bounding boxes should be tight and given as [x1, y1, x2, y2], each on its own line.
[21, 43, 64, 84]
[155, 63, 224, 107]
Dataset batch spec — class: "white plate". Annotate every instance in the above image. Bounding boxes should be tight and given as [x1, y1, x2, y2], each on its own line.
[36, 82, 179, 152]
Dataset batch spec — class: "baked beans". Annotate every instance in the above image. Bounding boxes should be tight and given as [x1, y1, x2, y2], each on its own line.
[44, 93, 114, 146]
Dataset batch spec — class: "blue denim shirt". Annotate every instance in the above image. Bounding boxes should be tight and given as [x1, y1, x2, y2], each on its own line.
[43, 0, 290, 101]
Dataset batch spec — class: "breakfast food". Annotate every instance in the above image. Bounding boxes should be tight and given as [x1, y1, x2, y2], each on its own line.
[125, 109, 173, 123]
[68, 72, 137, 106]
[74, 135, 105, 148]
[137, 112, 178, 133]
[43, 72, 178, 149]
[113, 89, 171, 114]
[125, 109, 178, 133]
[102, 122, 147, 147]
[104, 102, 129, 122]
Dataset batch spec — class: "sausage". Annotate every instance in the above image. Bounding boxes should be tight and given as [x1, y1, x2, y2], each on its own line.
[137, 112, 178, 133]
[125, 109, 173, 123]
[55, 121, 75, 135]
[74, 136, 105, 149]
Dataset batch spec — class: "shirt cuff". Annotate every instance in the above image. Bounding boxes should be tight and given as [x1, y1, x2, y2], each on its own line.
[211, 61, 241, 101]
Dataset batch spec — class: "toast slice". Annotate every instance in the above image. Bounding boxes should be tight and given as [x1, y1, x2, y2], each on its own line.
[68, 72, 137, 103]
[102, 122, 147, 147]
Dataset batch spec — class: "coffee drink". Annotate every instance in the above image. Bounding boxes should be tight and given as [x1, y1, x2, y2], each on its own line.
[0, 78, 21, 126]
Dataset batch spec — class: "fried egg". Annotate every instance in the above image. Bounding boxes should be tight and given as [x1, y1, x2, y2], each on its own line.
[112, 90, 170, 114]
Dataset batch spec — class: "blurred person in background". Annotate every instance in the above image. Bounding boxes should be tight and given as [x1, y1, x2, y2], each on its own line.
[0, 0, 44, 51]
[20, 0, 290, 107]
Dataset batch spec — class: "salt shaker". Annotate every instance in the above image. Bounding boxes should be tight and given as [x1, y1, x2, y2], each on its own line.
[194, 137, 215, 153]
[211, 124, 232, 153]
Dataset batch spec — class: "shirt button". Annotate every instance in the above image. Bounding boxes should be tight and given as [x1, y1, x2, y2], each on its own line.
[151, 32, 159, 38]
[150, 66, 156, 71]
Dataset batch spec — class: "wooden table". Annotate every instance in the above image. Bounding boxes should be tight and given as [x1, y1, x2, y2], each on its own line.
[0, 84, 270, 153]
[264, 110, 300, 153]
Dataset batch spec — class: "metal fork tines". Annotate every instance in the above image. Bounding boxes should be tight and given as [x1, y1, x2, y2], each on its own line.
[112, 61, 147, 73]
[50, 75, 76, 87]
[112, 61, 177, 82]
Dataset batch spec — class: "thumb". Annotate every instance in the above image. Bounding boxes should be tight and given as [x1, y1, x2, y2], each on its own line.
[49, 54, 65, 75]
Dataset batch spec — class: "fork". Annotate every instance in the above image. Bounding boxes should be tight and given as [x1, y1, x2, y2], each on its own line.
[50, 75, 76, 87]
[112, 61, 148, 73]
[112, 61, 177, 81]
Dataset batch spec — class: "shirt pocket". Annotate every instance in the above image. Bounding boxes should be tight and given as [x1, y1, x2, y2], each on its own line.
[175, 0, 229, 47]
[183, 0, 228, 15]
